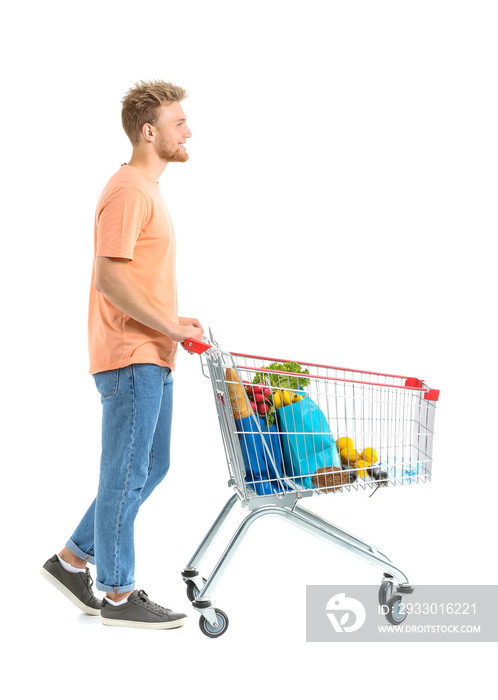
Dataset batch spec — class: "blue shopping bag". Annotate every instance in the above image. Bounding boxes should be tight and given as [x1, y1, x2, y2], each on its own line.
[235, 414, 287, 495]
[276, 396, 342, 489]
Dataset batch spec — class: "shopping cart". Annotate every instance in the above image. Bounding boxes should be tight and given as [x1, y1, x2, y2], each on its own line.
[181, 333, 439, 637]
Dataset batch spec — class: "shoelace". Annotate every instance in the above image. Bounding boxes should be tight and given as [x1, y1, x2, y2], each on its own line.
[136, 590, 172, 613]
[83, 569, 100, 603]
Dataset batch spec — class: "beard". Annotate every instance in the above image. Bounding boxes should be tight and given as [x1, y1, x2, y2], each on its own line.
[157, 138, 189, 163]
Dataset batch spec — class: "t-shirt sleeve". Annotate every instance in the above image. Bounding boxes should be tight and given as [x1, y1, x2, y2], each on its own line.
[96, 186, 148, 260]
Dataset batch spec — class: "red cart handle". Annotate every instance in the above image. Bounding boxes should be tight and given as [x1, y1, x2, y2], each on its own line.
[183, 338, 212, 354]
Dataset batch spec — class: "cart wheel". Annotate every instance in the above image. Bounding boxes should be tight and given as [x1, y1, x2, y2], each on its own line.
[378, 579, 394, 607]
[199, 608, 229, 638]
[385, 595, 408, 625]
[186, 578, 207, 602]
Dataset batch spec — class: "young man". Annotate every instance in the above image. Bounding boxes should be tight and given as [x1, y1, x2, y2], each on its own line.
[41, 80, 204, 629]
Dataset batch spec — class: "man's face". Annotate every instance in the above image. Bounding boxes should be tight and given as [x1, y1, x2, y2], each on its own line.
[152, 102, 192, 163]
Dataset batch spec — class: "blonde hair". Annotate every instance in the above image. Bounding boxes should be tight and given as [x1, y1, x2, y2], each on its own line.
[121, 80, 188, 145]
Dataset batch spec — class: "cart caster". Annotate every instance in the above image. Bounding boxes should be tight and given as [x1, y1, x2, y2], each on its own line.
[379, 576, 414, 625]
[379, 578, 395, 607]
[384, 595, 407, 625]
[199, 608, 229, 638]
[186, 578, 207, 602]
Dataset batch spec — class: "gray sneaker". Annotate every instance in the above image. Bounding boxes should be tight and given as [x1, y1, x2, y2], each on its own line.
[101, 589, 187, 629]
[40, 554, 101, 616]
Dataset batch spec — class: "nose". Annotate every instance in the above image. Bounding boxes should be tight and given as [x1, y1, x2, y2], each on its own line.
[185, 126, 192, 138]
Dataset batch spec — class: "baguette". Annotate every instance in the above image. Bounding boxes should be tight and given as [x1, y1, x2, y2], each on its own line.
[225, 368, 253, 419]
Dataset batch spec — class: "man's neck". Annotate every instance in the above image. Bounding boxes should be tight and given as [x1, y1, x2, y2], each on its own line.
[127, 149, 167, 183]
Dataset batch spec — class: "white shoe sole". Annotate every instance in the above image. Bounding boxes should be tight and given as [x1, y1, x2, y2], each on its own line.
[40, 567, 101, 616]
[101, 616, 188, 629]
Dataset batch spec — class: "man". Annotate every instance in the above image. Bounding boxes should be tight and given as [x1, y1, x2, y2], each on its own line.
[41, 80, 204, 629]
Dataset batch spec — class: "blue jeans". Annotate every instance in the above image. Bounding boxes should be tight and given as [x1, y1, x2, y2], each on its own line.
[66, 364, 173, 593]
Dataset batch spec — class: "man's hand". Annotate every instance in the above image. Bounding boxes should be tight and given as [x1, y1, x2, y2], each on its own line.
[179, 317, 204, 335]
[178, 317, 204, 354]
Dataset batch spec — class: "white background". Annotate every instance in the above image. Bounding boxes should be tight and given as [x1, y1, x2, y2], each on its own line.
[2, 0, 497, 695]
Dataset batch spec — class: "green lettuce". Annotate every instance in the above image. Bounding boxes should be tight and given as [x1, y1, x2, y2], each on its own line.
[253, 361, 310, 391]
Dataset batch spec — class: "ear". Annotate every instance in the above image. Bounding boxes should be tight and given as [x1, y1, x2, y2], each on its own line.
[141, 122, 155, 143]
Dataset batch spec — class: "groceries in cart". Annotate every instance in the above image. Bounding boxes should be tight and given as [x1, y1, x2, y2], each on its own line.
[225, 368, 288, 495]
[277, 392, 342, 488]
[378, 457, 425, 484]
[336, 438, 388, 487]
[252, 361, 348, 491]
[225, 362, 344, 494]
[224, 358, 416, 496]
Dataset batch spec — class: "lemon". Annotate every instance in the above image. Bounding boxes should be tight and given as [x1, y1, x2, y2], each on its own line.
[361, 448, 378, 465]
[355, 459, 369, 477]
[340, 447, 358, 464]
[336, 437, 354, 453]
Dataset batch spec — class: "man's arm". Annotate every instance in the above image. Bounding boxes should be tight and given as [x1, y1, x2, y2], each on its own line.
[94, 256, 203, 343]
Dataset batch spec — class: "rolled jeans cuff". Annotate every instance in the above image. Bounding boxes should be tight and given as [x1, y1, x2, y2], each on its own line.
[66, 538, 96, 566]
[96, 580, 136, 594]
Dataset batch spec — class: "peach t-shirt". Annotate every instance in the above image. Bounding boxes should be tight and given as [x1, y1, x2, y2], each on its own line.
[88, 164, 178, 374]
